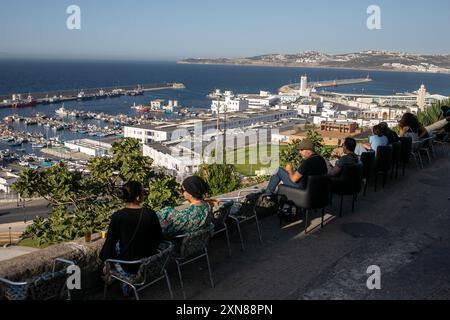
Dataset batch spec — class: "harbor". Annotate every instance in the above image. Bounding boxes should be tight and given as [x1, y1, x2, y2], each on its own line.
[0, 82, 185, 109]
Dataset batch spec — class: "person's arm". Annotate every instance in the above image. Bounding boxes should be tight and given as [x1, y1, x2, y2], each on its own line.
[99, 213, 120, 261]
[285, 163, 302, 183]
[399, 126, 410, 138]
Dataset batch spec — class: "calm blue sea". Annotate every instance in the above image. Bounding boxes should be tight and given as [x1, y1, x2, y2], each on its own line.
[1, 59, 450, 153]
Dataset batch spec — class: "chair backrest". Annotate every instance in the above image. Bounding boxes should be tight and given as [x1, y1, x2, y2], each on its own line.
[399, 137, 412, 164]
[421, 137, 433, 148]
[360, 152, 375, 179]
[391, 141, 402, 166]
[375, 145, 393, 172]
[175, 225, 213, 259]
[210, 202, 232, 229]
[331, 164, 363, 195]
[135, 241, 174, 284]
[303, 175, 331, 209]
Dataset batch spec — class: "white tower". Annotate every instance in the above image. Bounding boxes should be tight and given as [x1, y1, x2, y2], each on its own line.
[300, 76, 308, 94]
[417, 84, 426, 112]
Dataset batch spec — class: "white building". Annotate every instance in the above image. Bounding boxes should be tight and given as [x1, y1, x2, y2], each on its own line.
[123, 123, 177, 143]
[295, 103, 318, 115]
[143, 142, 202, 181]
[64, 139, 112, 157]
[240, 91, 279, 109]
[0, 170, 19, 194]
[211, 91, 249, 114]
[125, 109, 299, 144]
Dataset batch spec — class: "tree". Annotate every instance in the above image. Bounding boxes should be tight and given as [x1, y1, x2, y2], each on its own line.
[13, 138, 180, 246]
[417, 99, 449, 127]
[280, 130, 334, 169]
[197, 164, 240, 197]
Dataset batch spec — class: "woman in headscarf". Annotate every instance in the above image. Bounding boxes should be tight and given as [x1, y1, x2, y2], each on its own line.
[156, 176, 213, 239]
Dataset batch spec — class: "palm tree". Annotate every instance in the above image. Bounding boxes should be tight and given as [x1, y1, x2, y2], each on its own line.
[417, 99, 450, 126]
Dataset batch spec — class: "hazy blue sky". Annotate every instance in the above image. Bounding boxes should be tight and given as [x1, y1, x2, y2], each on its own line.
[1, 0, 449, 61]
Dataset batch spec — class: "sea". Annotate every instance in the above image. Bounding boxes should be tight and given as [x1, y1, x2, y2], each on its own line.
[1, 59, 450, 153]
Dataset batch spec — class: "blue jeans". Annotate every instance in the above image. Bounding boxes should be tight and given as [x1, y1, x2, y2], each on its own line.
[264, 168, 302, 195]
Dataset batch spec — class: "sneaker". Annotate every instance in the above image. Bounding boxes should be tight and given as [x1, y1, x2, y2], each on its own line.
[121, 283, 132, 297]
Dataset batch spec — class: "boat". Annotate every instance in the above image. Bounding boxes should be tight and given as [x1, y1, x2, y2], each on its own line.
[18, 161, 29, 167]
[131, 103, 150, 112]
[11, 96, 37, 108]
[56, 106, 69, 116]
[32, 143, 46, 149]
[9, 140, 23, 147]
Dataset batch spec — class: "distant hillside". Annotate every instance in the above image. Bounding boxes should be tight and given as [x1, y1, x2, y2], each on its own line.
[179, 51, 450, 74]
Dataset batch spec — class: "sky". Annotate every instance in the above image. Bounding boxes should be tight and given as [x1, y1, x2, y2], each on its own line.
[0, 0, 449, 61]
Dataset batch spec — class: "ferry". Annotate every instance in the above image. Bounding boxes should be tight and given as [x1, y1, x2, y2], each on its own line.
[131, 103, 150, 112]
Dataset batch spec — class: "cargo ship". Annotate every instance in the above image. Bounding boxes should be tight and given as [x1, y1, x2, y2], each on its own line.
[11, 95, 37, 108]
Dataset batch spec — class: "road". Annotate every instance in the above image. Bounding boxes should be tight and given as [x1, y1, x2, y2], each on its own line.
[0, 199, 50, 224]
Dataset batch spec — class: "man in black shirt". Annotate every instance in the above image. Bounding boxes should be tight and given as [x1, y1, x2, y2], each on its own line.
[264, 139, 328, 196]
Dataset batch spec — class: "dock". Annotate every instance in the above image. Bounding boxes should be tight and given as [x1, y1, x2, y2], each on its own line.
[279, 77, 372, 93]
[0, 83, 186, 109]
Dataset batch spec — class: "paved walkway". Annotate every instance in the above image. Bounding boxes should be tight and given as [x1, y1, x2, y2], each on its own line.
[0, 246, 39, 262]
[94, 156, 450, 300]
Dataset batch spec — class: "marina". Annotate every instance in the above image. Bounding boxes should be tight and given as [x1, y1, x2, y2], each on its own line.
[0, 82, 185, 109]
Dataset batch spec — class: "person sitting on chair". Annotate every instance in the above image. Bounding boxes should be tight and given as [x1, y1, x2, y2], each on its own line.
[329, 137, 361, 177]
[157, 176, 213, 239]
[379, 122, 399, 144]
[263, 139, 328, 198]
[355, 125, 388, 156]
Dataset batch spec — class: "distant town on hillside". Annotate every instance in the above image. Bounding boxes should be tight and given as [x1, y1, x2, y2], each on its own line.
[179, 51, 450, 74]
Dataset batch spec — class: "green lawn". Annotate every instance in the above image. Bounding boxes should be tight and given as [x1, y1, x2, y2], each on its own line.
[18, 237, 49, 249]
[227, 144, 288, 176]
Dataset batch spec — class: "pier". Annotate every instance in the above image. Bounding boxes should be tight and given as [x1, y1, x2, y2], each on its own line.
[279, 77, 372, 93]
[0, 82, 186, 109]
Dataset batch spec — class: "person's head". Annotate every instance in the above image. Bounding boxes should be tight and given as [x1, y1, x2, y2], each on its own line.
[121, 181, 144, 205]
[181, 176, 209, 203]
[343, 137, 357, 154]
[378, 122, 389, 134]
[372, 125, 383, 137]
[297, 139, 315, 158]
[399, 113, 420, 133]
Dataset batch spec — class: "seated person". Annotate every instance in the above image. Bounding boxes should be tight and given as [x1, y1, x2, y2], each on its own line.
[329, 137, 361, 177]
[99, 181, 163, 295]
[399, 112, 429, 141]
[355, 125, 388, 156]
[379, 122, 399, 144]
[428, 107, 450, 138]
[157, 176, 212, 239]
[263, 139, 328, 197]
